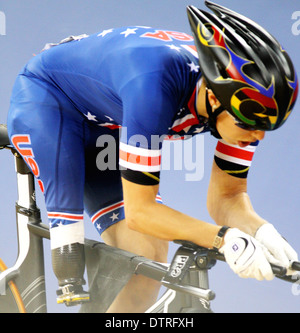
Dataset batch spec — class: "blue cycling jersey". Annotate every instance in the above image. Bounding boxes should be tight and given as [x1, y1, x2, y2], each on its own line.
[20, 26, 208, 172]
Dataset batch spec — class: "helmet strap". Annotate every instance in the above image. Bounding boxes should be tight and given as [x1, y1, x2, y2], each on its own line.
[205, 89, 224, 139]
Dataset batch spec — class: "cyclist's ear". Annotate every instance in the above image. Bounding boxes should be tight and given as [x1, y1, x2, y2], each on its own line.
[206, 89, 221, 110]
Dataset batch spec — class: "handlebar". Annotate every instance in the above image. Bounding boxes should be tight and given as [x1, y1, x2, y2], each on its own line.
[137, 240, 298, 301]
[204, 247, 287, 277]
[174, 240, 300, 282]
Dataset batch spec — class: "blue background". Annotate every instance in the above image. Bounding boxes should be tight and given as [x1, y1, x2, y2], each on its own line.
[0, 0, 300, 313]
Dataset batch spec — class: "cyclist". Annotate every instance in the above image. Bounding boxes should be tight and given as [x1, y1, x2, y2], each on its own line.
[7, 1, 298, 312]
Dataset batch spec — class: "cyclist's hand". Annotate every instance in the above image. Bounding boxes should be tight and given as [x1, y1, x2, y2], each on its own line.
[255, 223, 298, 276]
[219, 228, 274, 281]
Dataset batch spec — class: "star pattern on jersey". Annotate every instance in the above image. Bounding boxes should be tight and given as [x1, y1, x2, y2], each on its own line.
[83, 27, 205, 141]
[85, 111, 98, 121]
[177, 107, 186, 115]
[97, 27, 199, 80]
[120, 28, 138, 38]
[164, 45, 199, 73]
[92, 211, 121, 234]
[187, 62, 200, 73]
[72, 34, 89, 41]
[166, 44, 181, 52]
[97, 29, 114, 37]
[50, 221, 64, 228]
[110, 212, 120, 221]
[193, 127, 204, 134]
[83, 112, 121, 130]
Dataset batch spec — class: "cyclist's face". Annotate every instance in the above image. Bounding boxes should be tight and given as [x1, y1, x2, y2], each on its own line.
[216, 111, 265, 147]
[206, 89, 265, 147]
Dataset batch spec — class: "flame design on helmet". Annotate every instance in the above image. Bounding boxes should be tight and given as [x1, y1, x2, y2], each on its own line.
[197, 22, 280, 129]
[188, 2, 299, 131]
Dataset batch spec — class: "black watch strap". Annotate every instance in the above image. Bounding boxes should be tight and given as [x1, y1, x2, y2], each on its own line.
[213, 226, 230, 251]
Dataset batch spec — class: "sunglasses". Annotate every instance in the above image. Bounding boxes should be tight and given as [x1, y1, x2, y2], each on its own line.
[234, 119, 258, 131]
[225, 111, 262, 131]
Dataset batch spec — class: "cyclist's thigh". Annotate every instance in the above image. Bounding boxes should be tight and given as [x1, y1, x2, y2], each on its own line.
[8, 75, 86, 237]
[83, 127, 125, 235]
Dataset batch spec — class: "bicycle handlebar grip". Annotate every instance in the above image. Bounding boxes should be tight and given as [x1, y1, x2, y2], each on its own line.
[291, 261, 300, 272]
[271, 264, 287, 277]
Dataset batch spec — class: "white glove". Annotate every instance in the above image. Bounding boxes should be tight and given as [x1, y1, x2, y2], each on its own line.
[219, 228, 274, 281]
[255, 223, 298, 275]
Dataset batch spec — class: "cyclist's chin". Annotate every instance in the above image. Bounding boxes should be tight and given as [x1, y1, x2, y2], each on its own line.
[237, 141, 251, 148]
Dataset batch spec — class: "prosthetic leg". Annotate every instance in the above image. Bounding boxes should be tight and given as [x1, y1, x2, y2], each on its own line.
[52, 242, 90, 306]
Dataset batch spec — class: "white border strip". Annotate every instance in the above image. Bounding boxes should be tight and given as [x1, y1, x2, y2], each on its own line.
[214, 150, 252, 167]
[50, 220, 85, 249]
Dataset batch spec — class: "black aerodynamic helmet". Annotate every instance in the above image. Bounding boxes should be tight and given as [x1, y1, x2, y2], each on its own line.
[187, 1, 298, 131]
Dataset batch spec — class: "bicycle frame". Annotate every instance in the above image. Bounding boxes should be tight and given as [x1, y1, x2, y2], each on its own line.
[0, 149, 47, 312]
[80, 240, 216, 313]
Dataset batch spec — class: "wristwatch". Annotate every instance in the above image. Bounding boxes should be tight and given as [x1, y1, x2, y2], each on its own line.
[213, 226, 230, 251]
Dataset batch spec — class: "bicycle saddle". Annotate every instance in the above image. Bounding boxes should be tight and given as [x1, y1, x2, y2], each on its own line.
[0, 124, 11, 148]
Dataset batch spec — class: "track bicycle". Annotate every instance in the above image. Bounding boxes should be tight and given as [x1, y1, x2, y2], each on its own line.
[0, 123, 299, 313]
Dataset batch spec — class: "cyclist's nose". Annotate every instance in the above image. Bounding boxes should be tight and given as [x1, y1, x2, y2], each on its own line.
[252, 130, 265, 141]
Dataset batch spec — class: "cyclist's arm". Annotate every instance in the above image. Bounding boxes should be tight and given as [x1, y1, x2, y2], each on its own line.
[121, 177, 223, 249]
[207, 159, 267, 236]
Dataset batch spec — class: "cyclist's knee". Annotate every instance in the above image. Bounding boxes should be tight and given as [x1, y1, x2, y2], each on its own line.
[101, 219, 168, 263]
